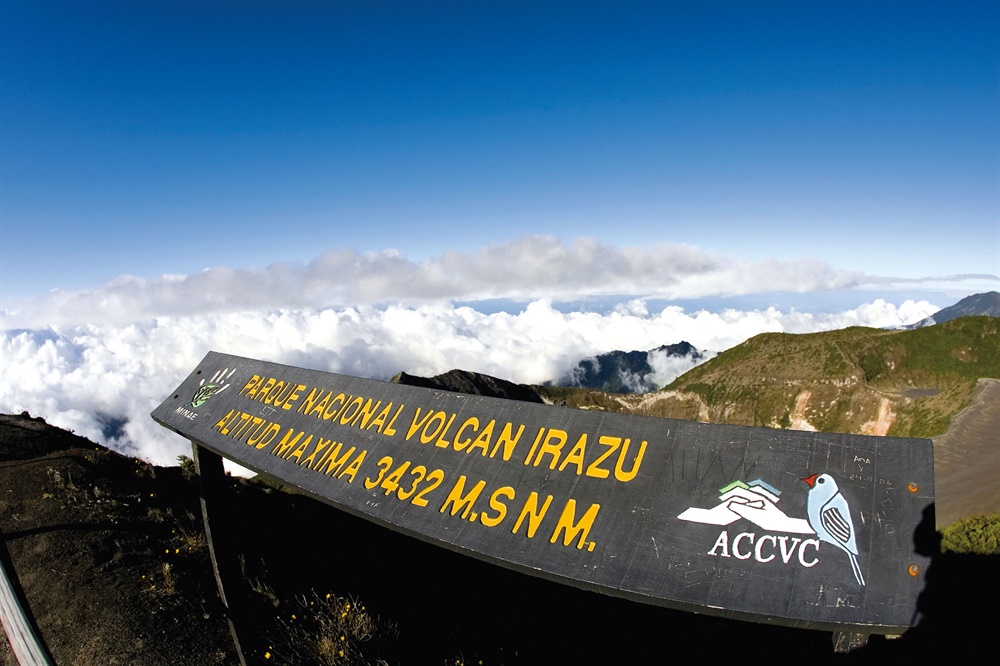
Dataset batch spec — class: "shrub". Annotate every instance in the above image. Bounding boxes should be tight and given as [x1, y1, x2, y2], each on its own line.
[252, 583, 393, 665]
[940, 514, 1000, 555]
[177, 455, 196, 481]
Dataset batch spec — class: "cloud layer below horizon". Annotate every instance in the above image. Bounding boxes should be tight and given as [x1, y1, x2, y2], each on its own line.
[3, 236, 989, 467]
[5, 236, 971, 328]
[1, 294, 937, 467]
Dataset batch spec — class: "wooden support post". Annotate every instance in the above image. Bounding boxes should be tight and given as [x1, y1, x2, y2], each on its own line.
[832, 631, 870, 653]
[0, 527, 54, 666]
[193, 441, 247, 666]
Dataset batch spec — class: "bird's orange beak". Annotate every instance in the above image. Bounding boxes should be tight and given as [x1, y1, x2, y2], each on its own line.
[801, 473, 819, 488]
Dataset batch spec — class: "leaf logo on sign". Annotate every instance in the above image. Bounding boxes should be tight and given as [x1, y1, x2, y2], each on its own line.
[191, 368, 236, 408]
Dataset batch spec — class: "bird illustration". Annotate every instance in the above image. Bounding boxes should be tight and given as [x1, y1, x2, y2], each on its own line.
[802, 473, 865, 586]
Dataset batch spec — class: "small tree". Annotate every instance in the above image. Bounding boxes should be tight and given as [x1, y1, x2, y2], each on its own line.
[940, 514, 1000, 555]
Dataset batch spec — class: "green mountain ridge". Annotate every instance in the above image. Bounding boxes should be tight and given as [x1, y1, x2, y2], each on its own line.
[536, 316, 999, 439]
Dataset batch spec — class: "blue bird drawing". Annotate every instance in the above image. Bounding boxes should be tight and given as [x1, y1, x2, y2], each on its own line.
[802, 473, 865, 586]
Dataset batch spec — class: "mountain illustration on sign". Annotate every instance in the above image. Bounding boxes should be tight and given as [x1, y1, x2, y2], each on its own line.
[678, 475, 866, 586]
[677, 479, 814, 533]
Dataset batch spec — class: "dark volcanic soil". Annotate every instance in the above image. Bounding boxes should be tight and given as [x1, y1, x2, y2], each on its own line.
[2, 412, 997, 665]
[0, 413, 234, 665]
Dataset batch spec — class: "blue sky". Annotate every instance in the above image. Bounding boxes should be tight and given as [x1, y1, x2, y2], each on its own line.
[1, 0, 998, 463]
[2, 0, 997, 306]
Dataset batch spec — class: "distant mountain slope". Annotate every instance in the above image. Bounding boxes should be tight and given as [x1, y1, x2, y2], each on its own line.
[391, 368, 545, 403]
[908, 291, 1000, 327]
[557, 341, 707, 393]
[538, 316, 999, 439]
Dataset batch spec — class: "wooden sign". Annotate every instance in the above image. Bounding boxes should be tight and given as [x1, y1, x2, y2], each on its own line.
[152, 351, 935, 633]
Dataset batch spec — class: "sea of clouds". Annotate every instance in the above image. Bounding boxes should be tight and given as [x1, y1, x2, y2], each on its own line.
[1, 237, 952, 467]
[1, 298, 937, 467]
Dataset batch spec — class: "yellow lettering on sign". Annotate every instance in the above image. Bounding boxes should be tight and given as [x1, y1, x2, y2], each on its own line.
[406, 407, 432, 441]
[339, 396, 364, 424]
[522, 427, 546, 465]
[271, 428, 304, 458]
[454, 417, 479, 451]
[318, 443, 355, 477]
[435, 413, 459, 448]
[213, 409, 236, 434]
[406, 408, 460, 445]
[239, 375, 262, 398]
[230, 413, 254, 439]
[338, 450, 366, 483]
[296, 387, 322, 415]
[308, 390, 334, 419]
[322, 393, 347, 421]
[421, 411, 448, 443]
[275, 383, 305, 410]
[614, 438, 647, 482]
[439, 475, 487, 520]
[585, 435, 619, 479]
[311, 439, 342, 470]
[490, 422, 524, 461]
[249, 423, 281, 449]
[301, 437, 331, 467]
[532, 428, 567, 469]
[349, 398, 382, 429]
[239, 416, 265, 442]
[364, 456, 394, 490]
[549, 499, 600, 550]
[269, 380, 289, 406]
[286, 434, 313, 462]
[512, 492, 553, 539]
[367, 403, 403, 436]
[364, 402, 393, 432]
[256, 377, 277, 403]
[480, 486, 515, 527]
[557, 434, 588, 475]
[214, 411, 282, 449]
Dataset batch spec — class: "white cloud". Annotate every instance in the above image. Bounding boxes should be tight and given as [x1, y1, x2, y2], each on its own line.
[1, 237, 880, 328]
[647, 348, 718, 389]
[0, 296, 939, 467]
[4, 235, 972, 468]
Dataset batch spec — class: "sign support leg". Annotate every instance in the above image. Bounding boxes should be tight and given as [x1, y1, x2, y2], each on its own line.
[832, 631, 870, 653]
[193, 441, 247, 666]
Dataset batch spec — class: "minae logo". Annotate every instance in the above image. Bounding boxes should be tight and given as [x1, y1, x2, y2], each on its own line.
[191, 368, 236, 408]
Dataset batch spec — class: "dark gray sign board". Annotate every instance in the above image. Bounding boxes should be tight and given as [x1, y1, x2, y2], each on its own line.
[152, 351, 934, 634]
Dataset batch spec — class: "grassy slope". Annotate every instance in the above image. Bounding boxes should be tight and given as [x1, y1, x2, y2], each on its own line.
[537, 316, 999, 438]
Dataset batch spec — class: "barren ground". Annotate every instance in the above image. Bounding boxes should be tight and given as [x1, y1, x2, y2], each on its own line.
[2, 412, 997, 665]
[931, 378, 1000, 528]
